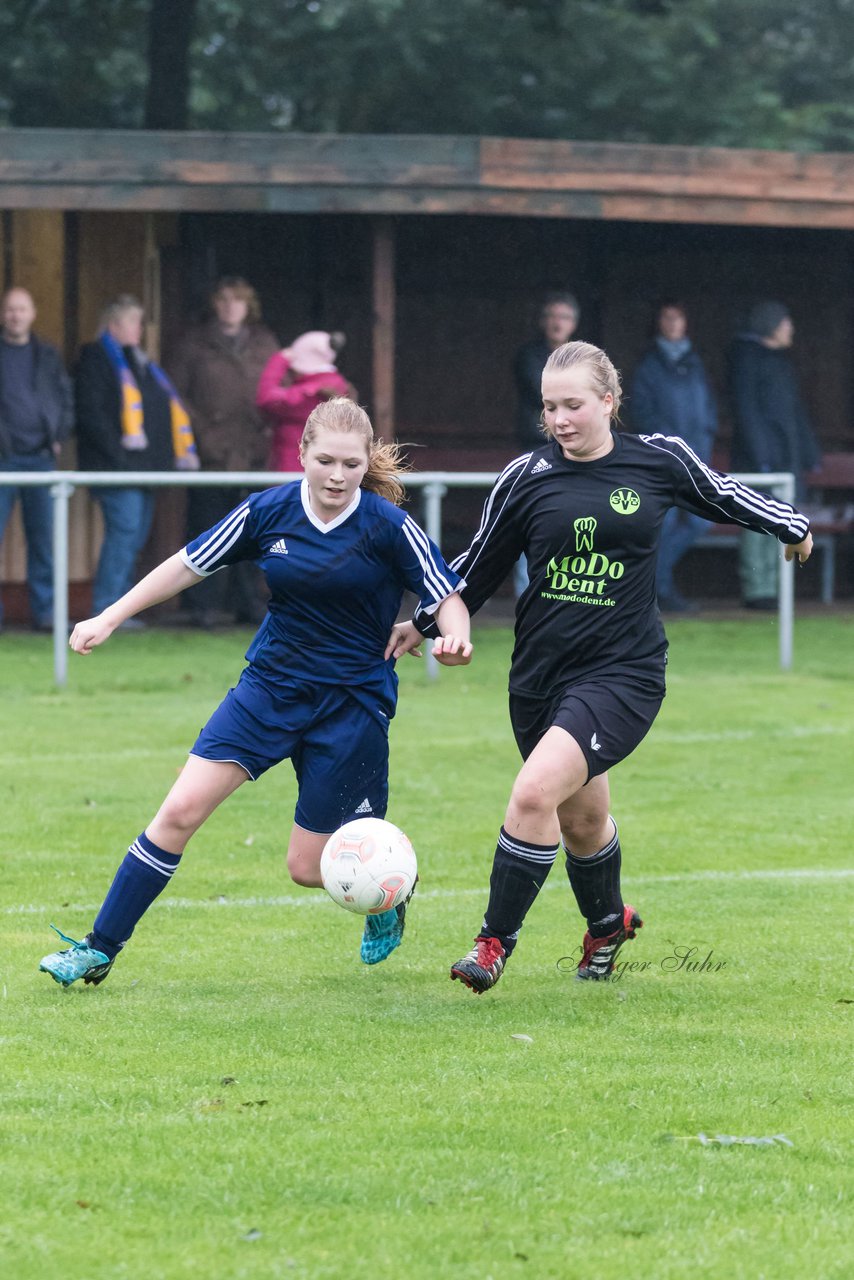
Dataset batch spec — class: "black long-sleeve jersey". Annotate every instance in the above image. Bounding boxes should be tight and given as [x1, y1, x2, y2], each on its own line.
[414, 431, 810, 696]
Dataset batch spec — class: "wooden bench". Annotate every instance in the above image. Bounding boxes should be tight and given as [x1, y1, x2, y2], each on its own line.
[696, 453, 854, 603]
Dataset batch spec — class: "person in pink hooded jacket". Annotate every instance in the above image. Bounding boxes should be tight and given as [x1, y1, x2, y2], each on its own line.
[257, 330, 356, 472]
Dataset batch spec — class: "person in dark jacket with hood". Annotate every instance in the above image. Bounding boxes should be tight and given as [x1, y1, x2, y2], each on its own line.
[728, 301, 820, 609]
[0, 287, 73, 632]
[630, 301, 717, 612]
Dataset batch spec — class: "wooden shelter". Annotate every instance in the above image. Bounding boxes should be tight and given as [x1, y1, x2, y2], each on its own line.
[1, 129, 853, 615]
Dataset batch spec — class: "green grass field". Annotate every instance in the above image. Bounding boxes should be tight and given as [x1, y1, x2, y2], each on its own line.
[1, 616, 852, 1280]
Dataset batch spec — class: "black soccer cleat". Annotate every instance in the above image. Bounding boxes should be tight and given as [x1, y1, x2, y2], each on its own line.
[450, 935, 507, 994]
[576, 904, 643, 981]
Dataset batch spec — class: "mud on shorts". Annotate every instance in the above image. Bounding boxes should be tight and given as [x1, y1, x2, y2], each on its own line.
[509, 659, 666, 781]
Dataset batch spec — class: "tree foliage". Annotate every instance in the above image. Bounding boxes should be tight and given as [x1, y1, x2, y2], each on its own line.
[1, 0, 852, 150]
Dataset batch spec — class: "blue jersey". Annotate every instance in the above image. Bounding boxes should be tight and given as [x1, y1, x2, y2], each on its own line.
[180, 480, 462, 713]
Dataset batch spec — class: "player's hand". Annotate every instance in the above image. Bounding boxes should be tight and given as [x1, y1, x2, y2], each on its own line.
[69, 614, 117, 654]
[784, 532, 813, 564]
[432, 634, 473, 666]
[385, 620, 423, 660]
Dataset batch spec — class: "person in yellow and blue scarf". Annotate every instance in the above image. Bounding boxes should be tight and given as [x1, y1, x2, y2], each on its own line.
[74, 294, 198, 620]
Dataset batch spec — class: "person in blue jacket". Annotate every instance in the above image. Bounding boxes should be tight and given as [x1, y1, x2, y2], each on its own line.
[630, 301, 717, 612]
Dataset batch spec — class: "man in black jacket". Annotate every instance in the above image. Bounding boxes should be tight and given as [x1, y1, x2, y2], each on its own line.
[728, 301, 820, 609]
[0, 288, 73, 631]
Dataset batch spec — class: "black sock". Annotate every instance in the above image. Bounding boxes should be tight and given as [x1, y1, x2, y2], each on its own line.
[565, 823, 623, 938]
[481, 827, 558, 956]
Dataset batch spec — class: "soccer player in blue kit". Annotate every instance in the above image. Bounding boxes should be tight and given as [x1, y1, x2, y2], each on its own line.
[40, 398, 471, 987]
[398, 341, 813, 993]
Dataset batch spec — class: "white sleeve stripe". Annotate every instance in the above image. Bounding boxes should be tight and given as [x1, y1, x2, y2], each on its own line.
[401, 517, 457, 601]
[400, 515, 458, 597]
[455, 454, 531, 578]
[640, 435, 809, 537]
[468, 454, 531, 545]
[179, 547, 212, 577]
[193, 501, 251, 564]
[188, 502, 252, 570]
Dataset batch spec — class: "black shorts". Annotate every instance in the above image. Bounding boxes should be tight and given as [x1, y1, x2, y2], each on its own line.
[509, 660, 666, 781]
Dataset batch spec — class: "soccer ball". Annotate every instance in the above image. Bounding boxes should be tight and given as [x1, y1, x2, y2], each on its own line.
[320, 817, 417, 915]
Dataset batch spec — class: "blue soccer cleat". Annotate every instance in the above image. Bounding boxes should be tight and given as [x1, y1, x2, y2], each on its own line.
[39, 924, 115, 988]
[360, 901, 408, 965]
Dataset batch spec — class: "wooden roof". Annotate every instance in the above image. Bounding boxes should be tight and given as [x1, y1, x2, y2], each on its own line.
[1, 129, 853, 227]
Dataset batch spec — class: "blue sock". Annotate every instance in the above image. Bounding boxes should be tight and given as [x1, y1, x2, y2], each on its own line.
[91, 832, 181, 958]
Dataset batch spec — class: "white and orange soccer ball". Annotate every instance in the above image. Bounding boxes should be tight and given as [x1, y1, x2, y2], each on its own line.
[320, 817, 418, 915]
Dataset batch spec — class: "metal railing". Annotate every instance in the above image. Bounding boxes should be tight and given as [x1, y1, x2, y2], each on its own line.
[1, 469, 797, 685]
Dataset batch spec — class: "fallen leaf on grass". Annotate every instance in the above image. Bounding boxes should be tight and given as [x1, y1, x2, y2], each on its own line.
[510, 1033, 533, 1043]
[242, 1229, 262, 1241]
[241, 1099, 269, 1107]
[221, 1076, 238, 1086]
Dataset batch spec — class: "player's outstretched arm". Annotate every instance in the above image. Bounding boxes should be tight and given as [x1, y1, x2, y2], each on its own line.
[69, 553, 203, 654]
[784, 532, 813, 564]
[432, 592, 472, 667]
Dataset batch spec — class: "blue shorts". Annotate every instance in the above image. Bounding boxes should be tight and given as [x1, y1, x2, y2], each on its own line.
[191, 669, 389, 834]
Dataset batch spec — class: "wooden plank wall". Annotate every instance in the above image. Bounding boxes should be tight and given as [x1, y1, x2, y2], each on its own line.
[1, 211, 154, 618]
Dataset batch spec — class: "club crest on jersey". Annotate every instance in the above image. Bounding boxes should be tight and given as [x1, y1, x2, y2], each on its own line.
[609, 487, 641, 515]
[574, 516, 597, 552]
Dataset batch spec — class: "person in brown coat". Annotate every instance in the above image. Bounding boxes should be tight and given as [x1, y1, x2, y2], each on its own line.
[169, 276, 278, 626]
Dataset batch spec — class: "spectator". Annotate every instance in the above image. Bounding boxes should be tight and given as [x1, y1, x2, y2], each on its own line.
[75, 295, 198, 623]
[630, 301, 718, 612]
[728, 302, 820, 610]
[512, 292, 581, 596]
[0, 287, 73, 632]
[514, 293, 581, 449]
[257, 330, 356, 473]
[169, 276, 278, 627]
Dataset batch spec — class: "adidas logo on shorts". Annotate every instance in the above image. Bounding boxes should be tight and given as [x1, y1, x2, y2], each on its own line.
[531, 457, 552, 474]
[354, 797, 373, 814]
[269, 538, 289, 555]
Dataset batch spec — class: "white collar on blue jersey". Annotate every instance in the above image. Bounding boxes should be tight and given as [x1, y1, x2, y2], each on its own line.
[300, 477, 362, 533]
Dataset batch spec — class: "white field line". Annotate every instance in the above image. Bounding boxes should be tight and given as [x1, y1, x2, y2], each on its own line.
[2, 720, 852, 770]
[4, 866, 852, 918]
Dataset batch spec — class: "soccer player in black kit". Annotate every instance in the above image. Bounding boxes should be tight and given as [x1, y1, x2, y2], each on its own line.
[397, 340, 813, 993]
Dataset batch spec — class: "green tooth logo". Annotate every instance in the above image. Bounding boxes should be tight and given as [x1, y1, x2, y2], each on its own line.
[610, 487, 640, 514]
[574, 516, 597, 552]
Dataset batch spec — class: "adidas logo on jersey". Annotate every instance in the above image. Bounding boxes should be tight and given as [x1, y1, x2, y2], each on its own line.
[354, 797, 373, 814]
[269, 538, 289, 555]
[531, 457, 552, 474]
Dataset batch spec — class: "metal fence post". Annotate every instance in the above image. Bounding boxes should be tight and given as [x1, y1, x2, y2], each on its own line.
[50, 479, 74, 688]
[421, 482, 447, 680]
[777, 473, 796, 671]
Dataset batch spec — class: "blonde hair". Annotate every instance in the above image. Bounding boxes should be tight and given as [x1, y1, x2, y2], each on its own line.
[542, 340, 623, 419]
[300, 398, 409, 506]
